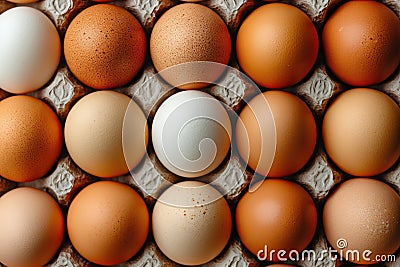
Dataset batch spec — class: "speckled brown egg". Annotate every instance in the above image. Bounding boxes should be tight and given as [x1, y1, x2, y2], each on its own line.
[323, 1, 400, 86]
[64, 4, 146, 90]
[0, 96, 63, 182]
[323, 178, 400, 265]
[150, 3, 231, 89]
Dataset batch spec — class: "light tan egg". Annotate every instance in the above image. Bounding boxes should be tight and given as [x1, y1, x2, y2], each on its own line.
[323, 178, 400, 265]
[152, 181, 232, 265]
[0, 187, 64, 267]
[322, 88, 400, 176]
[65, 91, 148, 178]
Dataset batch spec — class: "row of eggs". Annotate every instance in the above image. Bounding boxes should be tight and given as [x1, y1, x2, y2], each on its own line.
[0, 177, 399, 266]
[0, 1, 399, 94]
[1, 86, 399, 183]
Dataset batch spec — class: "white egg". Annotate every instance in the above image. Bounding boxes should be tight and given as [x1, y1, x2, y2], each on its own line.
[152, 91, 232, 178]
[0, 7, 61, 94]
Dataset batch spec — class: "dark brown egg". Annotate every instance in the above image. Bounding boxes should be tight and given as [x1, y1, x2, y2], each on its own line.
[236, 179, 317, 262]
[64, 4, 146, 90]
[323, 1, 400, 86]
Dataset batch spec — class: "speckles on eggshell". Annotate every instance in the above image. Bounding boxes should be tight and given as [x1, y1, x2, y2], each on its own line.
[64, 4, 146, 90]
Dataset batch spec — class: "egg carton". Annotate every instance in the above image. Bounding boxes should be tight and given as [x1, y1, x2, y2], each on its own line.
[0, 0, 399, 266]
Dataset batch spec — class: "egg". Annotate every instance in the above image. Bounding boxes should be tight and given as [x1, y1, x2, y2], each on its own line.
[236, 179, 317, 262]
[152, 181, 232, 265]
[236, 91, 316, 177]
[150, 3, 231, 89]
[6, 0, 38, 3]
[323, 178, 400, 265]
[0, 187, 64, 267]
[322, 88, 400, 176]
[64, 4, 146, 89]
[65, 91, 148, 178]
[236, 3, 319, 89]
[0, 7, 61, 94]
[267, 265, 296, 267]
[152, 91, 231, 178]
[67, 181, 149, 266]
[0, 96, 63, 182]
[322, 1, 400, 86]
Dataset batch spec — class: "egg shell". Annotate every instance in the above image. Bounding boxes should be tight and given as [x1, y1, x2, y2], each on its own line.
[322, 0, 400, 86]
[152, 181, 232, 265]
[236, 3, 319, 89]
[0, 6, 61, 94]
[323, 178, 400, 265]
[67, 181, 150, 266]
[6, 0, 38, 3]
[150, 3, 231, 89]
[0, 187, 64, 267]
[236, 179, 317, 262]
[152, 90, 231, 178]
[65, 91, 148, 178]
[64, 4, 146, 90]
[0, 96, 63, 182]
[322, 88, 400, 176]
[236, 91, 317, 177]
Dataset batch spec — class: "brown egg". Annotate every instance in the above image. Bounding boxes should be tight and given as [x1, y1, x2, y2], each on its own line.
[236, 179, 317, 262]
[0, 96, 62, 182]
[150, 3, 231, 89]
[236, 91, 317, 177]
[67, 181, 149, 266]
[6, 0, 38, 3]
[236, 3, 319, 89]
[64, 4, 146, 90]
[322, 1, 400, 86]
[0, 187, 64, 267]
[322, 88, 400, 176]
[323, 178, 400, 265]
